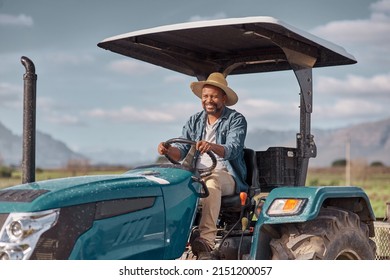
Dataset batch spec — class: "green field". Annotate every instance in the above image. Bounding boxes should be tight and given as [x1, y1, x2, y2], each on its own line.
[1, 166, 389, 218]
[0, 168, 127, 189]
[307, 166, 390, 218]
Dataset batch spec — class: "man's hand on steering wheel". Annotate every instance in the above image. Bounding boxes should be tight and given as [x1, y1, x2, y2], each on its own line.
[196, 140, 213, 155]
[157, 141, 180, 162]
[158, 142, 170, 155]
[159, 138, 217, 176]
[159, 138, 217, 198]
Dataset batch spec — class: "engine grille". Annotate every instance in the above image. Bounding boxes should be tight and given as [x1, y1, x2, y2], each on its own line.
[0, 189, 49, 202]
[372, 221, 390, 260]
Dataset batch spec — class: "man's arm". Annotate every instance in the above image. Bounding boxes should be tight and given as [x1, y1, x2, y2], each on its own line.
[157, 142, 181, 162]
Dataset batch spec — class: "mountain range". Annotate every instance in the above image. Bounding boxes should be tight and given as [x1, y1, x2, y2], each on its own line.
[0, 118, 389, 168]
[0, 122, 86, 169]
[246, 117, 390, 167]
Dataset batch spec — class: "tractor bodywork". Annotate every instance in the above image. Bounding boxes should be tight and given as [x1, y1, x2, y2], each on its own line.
[0, 17, 376, 260]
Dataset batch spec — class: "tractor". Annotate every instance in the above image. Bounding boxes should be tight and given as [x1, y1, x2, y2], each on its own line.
[0, 16, 377, 260]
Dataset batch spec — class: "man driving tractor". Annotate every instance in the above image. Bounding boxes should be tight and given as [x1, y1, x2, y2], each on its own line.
[157, 72, 248, 259]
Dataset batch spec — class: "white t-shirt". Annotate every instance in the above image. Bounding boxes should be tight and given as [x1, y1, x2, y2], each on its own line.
[196, 120, 225, 170]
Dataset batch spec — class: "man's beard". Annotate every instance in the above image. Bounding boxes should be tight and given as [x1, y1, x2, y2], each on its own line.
[204, 103, 223, 115]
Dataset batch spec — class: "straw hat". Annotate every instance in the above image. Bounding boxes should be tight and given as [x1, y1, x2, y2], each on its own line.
[190, 72, 238, 106]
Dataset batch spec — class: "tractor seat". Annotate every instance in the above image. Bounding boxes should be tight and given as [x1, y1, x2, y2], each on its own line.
[220, 148, 259, 212]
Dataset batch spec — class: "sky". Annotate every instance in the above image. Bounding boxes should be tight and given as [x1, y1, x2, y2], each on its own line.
[1, 0, 390, 165]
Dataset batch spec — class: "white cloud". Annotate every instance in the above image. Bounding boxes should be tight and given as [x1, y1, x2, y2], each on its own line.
[0, 14, 33, 27]
[312, 18, 390, 46]
[233, 98, 301, 130]
[316, 73, 390, 96]
[188, 12, 227, 22]
[45, 114, 83, 126]
[34, 97, 84, 126]
[371, 0, 390, 12]
[87, 106, 175, 123]
[307, 0, 390, 126]
[316, 98, 385, 119]
[162, 102, 199, 120]
[240, 99, 280, 115]
[108, 59, 158, 75]
[0, 83, 21, 108]
[37, 97, 60, 111]
[237, 98, 299, 117]
[86, 101, 201, 125]
[311, 1, 390, 49]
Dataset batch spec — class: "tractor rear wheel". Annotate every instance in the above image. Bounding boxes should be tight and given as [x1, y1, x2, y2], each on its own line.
[270, 207, 376, 260]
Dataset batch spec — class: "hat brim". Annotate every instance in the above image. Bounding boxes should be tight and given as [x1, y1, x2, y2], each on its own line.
[190, 81, 238, 106]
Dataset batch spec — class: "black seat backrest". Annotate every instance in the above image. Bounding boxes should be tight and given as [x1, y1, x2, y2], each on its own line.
[243, 148, 259, 192]
[220, 148, 259, 212]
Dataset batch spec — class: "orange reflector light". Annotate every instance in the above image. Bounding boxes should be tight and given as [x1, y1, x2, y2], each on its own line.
[283, 199, 299, 211]
[267, 198, 306, 216]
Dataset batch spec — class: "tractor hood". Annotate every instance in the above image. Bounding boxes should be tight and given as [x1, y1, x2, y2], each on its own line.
[98, 16, 356, 79]
[0, 166, 192, 213]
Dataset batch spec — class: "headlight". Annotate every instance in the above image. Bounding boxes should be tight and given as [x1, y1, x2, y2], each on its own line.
[9, 221, 23, 239]
[8, 219, 43, 241]
[267, 198, 306, 216]
[0, 246, 23, 260]
[0, 209, 59, 260]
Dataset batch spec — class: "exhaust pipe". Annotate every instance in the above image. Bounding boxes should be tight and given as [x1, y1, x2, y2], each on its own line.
[21, 56, 37, 184]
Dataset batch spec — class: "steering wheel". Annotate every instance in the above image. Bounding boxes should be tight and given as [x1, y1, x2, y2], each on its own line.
[163, 138, 217, 198]
[163, 138, 217, 176]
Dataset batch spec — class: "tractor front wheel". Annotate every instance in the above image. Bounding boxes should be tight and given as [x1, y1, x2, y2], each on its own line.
[269, 207, 376, 260]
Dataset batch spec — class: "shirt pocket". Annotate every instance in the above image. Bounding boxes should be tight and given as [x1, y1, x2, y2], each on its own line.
[219, 129, 228, 144]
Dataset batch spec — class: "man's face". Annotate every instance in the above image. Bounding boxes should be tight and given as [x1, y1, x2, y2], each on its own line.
[201, 85, 227, 116]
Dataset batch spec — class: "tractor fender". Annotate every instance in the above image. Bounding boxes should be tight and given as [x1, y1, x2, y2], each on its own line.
[249, 186, 376, 260]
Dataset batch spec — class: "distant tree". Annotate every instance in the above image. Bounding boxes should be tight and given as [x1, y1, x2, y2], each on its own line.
[332, 159, 347, 167]
[0, 166, 13, 178]
[370, 161, 385, 167]
[36, 167, 44, 173]
[66, 158, 90, 176]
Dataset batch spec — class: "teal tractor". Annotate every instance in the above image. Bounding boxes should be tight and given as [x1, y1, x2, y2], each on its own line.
[0, 17, 376, 260]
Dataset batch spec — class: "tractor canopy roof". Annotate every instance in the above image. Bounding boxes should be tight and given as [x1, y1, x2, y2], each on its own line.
[98, 16, 356, 79]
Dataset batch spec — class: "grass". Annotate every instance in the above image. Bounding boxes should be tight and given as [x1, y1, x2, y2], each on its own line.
[307, 166, 390, 218]
[0, 167, 128, 189]
[1, 166, 389, 218]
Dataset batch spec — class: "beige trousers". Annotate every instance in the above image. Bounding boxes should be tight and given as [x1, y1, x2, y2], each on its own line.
[198, 169, 235, 248]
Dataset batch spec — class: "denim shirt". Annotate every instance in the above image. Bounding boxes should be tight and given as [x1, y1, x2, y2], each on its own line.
[177, 107, 248, 193]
